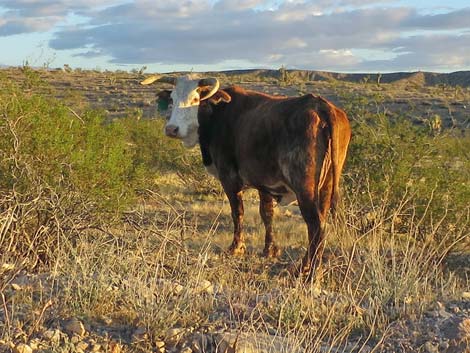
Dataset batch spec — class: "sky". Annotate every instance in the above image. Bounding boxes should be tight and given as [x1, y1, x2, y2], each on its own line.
[0, 0, 469, 73]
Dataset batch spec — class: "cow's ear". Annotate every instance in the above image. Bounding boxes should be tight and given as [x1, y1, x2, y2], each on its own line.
[208, 90, 231, 105]
[156, 90, 173, 116]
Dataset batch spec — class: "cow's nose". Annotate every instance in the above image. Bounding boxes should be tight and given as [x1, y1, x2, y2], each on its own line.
[165, 125, 179, 138]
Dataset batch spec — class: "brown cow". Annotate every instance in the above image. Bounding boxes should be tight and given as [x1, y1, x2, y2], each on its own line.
[141, 74, 351, 277]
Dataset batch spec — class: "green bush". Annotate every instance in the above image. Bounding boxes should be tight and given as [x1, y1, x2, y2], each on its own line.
[0, 83, 137, 213]
[120, 117, 185, 174]
[339, 89, 469, 240]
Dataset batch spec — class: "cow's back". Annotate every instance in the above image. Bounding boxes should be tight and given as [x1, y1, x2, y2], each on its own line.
[202, 87, 350, 200]
[215, 89, 334, 187]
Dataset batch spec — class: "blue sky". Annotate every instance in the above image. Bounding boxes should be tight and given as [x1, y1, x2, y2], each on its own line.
[1, 0, 469, 73]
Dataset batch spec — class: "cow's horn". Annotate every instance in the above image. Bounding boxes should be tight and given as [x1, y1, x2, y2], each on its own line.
[198, 77, 219, 101]
[140, 75, 177, 85]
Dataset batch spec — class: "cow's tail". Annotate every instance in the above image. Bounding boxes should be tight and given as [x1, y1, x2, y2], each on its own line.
[318, 97, 351, 212]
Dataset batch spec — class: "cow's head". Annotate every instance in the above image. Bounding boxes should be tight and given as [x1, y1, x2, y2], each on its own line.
[141, 75, 230, 148]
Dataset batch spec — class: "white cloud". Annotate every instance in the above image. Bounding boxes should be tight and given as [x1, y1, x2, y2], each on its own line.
[0, 0, 123, 34]
[214, 0, 267, 11]
[283, 38, 308, 49]
[1, 0, 470, 71]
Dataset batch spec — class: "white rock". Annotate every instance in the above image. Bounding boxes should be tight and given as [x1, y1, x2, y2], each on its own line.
[196, 280, 214, 295]
[43, 329, 61, 343]
[14, 344, 32, 353]
[165, 328, 185, 346]
[132, 327, 148, 343]
[76, 341, 89, 353]
[424, 341, 439, 353]
[215, 331, 304, 353]
[171, 283, 185, 295]
[63, 318, 86, 337]
[155, 340, 165, 353]
[157, 279, 184, 295]
[11, 283, 22, 291]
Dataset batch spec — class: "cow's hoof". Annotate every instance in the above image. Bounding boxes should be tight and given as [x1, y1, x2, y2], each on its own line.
[262, 244, 282, 258]
[287, 261, 324, 282]
[287, 261, 311, 278]
[227, 242, 246, 256]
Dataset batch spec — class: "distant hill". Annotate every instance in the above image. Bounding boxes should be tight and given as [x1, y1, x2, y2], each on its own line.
[206, 69, 470, 88]
[2, 65, 470, 88]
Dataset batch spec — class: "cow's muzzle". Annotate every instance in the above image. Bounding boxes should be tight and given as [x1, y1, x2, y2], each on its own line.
[165, 124, 179, 138]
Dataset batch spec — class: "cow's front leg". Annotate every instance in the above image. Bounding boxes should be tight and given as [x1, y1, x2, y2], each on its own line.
[224, 183, 246, 256]
[259, 191, 281, 258]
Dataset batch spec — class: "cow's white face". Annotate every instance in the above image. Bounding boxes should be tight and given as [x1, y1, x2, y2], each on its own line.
[166, 76, 201, 148]
[141, 74, 226, 148]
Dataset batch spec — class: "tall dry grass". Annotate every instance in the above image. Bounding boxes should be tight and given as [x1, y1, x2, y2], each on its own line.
[1, 185, 467, 351]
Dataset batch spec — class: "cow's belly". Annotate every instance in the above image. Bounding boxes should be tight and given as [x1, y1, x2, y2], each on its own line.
[207, 161, 296, 206]
[237, 168, 297, 206]
[264, 182, 297, 206]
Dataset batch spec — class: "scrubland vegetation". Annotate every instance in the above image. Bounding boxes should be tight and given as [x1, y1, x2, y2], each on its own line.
[0, 67, 469, 352]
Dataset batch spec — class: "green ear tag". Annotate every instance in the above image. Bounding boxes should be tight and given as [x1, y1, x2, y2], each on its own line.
[158, 99, 169, 112]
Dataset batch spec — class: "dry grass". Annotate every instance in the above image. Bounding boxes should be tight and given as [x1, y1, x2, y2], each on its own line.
[1, 181, 467, 352]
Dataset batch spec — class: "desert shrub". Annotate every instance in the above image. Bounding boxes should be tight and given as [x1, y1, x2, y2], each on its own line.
[19, 63, 44, 90]
[0, 82, 138, 212]
[339, 89, 470, 242]
[0, 73, 146, 265]
[119, 117, 184, 174]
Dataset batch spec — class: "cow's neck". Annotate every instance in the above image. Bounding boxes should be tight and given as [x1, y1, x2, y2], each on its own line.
[199, 134, 212, 167]
[198, 115, 214, 167]
[197, 88, 248, 168]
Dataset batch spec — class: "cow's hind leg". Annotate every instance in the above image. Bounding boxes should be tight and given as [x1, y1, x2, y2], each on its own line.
[259, 191, 281, 258]
[294, 192, 325, 280]
[319, 168, 334, 220]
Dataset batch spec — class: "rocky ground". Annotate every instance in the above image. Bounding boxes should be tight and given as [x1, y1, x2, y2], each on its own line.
[1, 261, 469, 353]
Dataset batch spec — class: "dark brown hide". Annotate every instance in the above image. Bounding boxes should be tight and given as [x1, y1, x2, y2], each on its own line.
[198, 86, 351, 277]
